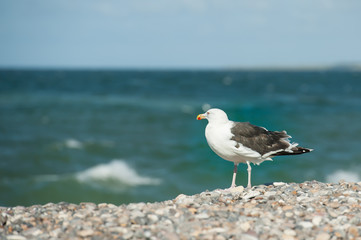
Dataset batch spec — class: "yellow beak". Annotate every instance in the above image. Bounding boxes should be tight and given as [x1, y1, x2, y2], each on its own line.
[197, 114, 206, 120]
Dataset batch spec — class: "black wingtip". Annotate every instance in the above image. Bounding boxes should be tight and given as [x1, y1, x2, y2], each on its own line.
[302, 148, 314, 153]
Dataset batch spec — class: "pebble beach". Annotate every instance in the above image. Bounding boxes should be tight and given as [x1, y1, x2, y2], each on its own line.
[1, 180, 361, 240]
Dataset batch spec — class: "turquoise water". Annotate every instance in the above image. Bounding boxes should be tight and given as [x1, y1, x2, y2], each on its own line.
[1, 70, 361, 206]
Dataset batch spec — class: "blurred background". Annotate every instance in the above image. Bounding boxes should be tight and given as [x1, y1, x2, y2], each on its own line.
[0, 0, 361, 206]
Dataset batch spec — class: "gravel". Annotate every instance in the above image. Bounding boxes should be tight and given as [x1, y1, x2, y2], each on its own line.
[1, 180, 361, 239]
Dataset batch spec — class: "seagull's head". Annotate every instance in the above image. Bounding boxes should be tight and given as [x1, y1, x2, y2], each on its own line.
[197, 108, 229, 124]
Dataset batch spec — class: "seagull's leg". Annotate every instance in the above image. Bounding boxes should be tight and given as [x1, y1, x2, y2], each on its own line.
[230, 163, 238, 188]
[246, 161, 252, 188]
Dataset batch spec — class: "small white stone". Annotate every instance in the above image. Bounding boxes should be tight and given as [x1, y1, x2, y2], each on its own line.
[296, 196, 309, 202]
[57, 211, 69, 219]
[343, 190, 355, 195]
[131, 210, 145, 218]
[163, 219, 173, 225]
[196, 212, 210, 219]
[73, 213, 85, 219]
[315, 232, 330, 240]
[229, 186, 244, 193]
[144, 231, 152, 238]
[284, 229, 296, 236]
[101, 213, 114, 220]
[98, 203, 108, 208]
[240, 221, 251, 232]
[78, 229, 94, 237]
[299, 221, 313, 228]
[147, 214, 159, 222]
[264, 191, 277, 197]
[215, 235, 227, 240]
[155, 208, 166, 215]
[108, 227, 126, 233]
[175, 194, 187, 201]
[243, 190, 260, 199]
[123, 232, 134, 239]
[273, 182, 286, 186]
[337, 215, 348, 224]
[312, 216, 323, 226]
[23, 228, 42, 236]
[239, 233, 258, 240]
[50, 228, 62, 238]
[307, 207, 315, 213]
[282, 235, 296, 240]
[6, 235, 27, 240]
[107, 203, 117, 208]
[207, 227, 227, 233]
[9, 215, 23, 223]
[285, 212, 293, 218]
[175, 194, 194, 205]
[328, 209, 339, 218]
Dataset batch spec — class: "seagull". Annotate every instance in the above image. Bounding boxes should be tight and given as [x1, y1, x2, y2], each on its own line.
[197, 108, 312, 189]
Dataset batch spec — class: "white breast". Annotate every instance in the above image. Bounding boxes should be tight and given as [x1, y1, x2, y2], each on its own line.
[205, 121, 264, 164]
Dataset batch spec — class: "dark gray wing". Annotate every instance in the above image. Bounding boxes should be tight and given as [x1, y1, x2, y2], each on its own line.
[230, 122, 290, 156]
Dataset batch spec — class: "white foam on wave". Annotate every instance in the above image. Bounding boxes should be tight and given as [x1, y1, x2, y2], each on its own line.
[63, 138, 116, 149]
[202, 103, 211, 111]
[76, 159, 161, 186]
[65, 138, 83, 149]
[181, 104, 195, 114]
[326, 170, 361, 183]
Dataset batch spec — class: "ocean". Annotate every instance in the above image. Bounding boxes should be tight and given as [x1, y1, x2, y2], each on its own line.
[1, 69, 361, 207]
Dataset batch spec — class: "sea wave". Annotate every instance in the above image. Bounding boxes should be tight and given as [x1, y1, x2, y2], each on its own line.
[28, 159, 161, 194]
[65, 138, 84, 149]
[60, 138, 116, 149]
[75, 159, 161, 186]
[326, 169, 361, 183]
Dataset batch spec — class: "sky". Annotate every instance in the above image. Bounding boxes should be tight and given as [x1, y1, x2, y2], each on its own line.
[1, 0, 361, 69]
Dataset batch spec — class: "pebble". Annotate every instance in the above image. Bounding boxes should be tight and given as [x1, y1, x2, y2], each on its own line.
[195, 213, 209, 219]
[299, 221, 313, 228]
[285, 212, 293, 218]
[284, 229, 296, 236]
[243, 190, 261, 200]
[6, 235, 27, 240]
[273, 182, 286, 186]
[0, 180, 360, 239]
[78, 229, 94, 237]
[264, 191, 277, 197]
[229, 186, 244, 193]
[312, 216, 323, 226]
[240, 221, 251, 232]
[315, 232, 330, 240]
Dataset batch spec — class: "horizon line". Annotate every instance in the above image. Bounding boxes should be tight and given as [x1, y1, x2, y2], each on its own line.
[1, 63, 361, 72]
